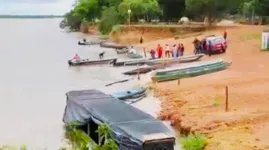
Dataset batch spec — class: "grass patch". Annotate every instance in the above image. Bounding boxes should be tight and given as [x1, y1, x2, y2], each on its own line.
[212, 98, 221, 106]
[180, 134, 207, 150]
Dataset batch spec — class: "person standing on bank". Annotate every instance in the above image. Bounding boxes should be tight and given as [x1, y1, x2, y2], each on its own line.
[208, 40, 212, 57]
[139, 36, 143, 44]
[224, 29, 227, 40]
[180, 43, 185, 56]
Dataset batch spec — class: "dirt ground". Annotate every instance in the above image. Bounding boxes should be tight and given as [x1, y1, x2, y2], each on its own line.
[140, 25, 269, 150]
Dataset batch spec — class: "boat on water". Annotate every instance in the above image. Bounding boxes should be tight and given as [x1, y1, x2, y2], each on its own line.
[78, 40, 104, 46]
[100, 42, 128, 49]
[111, 87, 147, 100]
[112, 54, 204, 67]
[151, 59, 232, 82]
[68, 58, 117, 66]
[63, 90, 175, 149]
[127, 52, 143, 59]
[115, 48, 128, 54]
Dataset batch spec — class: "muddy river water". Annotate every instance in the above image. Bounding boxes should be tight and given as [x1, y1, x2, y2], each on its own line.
[0, 18, 178, 149]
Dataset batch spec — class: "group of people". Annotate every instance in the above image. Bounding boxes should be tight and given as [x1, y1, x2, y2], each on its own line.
[149, 43, 185, 59]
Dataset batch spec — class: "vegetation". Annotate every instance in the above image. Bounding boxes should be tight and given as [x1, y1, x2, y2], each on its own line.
[64, 122, 118, 150]
[64, 0, 269, 33]
[180, 133, 208, 150]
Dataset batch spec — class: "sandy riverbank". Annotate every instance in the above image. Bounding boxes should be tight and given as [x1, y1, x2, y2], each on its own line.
[139, 25, 269, 150]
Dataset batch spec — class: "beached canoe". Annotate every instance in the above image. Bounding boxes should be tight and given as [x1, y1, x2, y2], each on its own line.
[112, 54, 203, 67]
[115, 48, 128, 54]
[68, 58, 117, 66]
[111, 87, 147, 100]
[124, 54, 204, 66]
[78, 40, 104, 46]
[154, 59, 223, 76]
[100, 42, 128, 49]
[151, 61, 232, 82]
[123, 65, 167, 75]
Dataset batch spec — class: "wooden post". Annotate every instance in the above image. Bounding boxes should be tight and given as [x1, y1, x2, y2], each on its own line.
[178, 79, 180, 85]
[225, 86, 228, 112]
[137, 64, 140, 80]
[143, 48, 147, 58]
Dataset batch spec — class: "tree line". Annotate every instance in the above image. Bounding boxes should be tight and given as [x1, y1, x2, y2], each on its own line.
[64, 0, 269, 34]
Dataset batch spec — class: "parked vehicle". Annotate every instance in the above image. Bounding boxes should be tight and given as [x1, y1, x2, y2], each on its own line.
[205, 36, 227, 53]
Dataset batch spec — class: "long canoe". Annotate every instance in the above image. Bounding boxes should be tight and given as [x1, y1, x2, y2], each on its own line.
[112, 54, 204, 67]
[100, 42, 128, 49]
[154, 59, 223, 75]
[123, 64, 167, 75]
[151, 61, 232, 82]
[68, 58, 117, 66]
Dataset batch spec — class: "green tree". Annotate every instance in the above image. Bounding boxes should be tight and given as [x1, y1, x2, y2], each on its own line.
[185, 0, 239, 24]
[98, 7, 121, 34]
[118, 0, 162, 22]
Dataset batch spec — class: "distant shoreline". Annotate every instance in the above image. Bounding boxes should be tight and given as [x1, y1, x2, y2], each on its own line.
[0, 15, 63, 19]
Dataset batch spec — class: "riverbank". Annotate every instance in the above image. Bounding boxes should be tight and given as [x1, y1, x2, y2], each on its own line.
[145, 25, 269, 149]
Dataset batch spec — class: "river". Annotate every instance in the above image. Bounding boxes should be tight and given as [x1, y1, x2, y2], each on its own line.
[0, 18, 178, 149]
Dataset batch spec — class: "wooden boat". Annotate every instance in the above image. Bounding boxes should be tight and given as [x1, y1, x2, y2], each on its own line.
[78, 40, 104, 46]
[144, 54, 204, 66]
[115, 48, 128, 54]
[63, 89, 175, 149]
[152, 61, 232, 82]
[123, 65, 166, 75]
[100, 42, 128, 49]
[68, 58, 117, 66]
[127, 52, 143, 59]
[112, 54, 203, 67]
[154, 59, 223, 76]
[111, 87, 147, 100]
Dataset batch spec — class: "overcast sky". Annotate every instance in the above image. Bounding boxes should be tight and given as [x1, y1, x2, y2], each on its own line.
[0, 0, 75, 15]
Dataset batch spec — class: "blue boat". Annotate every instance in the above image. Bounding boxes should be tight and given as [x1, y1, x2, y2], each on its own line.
[112, 87, 147, 100]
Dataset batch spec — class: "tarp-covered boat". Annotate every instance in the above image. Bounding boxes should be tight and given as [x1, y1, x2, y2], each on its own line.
[111, 87, 146, 100]
[152, 59, 232, 82]
[100, 42, 128, 49]
[68, 58, 117, 66]
[63, 90, 175, 150]
[127, 52, 143, 59]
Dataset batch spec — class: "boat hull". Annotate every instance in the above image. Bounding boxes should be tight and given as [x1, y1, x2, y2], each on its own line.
[152, 61, 232, 82]
[68, 58, 117, 66]
[112, 87, 147, 100]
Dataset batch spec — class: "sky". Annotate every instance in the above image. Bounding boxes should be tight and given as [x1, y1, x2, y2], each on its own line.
[0, 0, 75, 15]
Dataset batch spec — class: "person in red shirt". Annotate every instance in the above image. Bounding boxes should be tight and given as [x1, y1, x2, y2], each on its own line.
[224, 29, 227, 40]
[73, 53, 81, 60]
[157, 44, 163, 58]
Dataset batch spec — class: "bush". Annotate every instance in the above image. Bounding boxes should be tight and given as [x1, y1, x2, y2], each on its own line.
[98, 7, 122, 35]
[180, 134, 207, 150]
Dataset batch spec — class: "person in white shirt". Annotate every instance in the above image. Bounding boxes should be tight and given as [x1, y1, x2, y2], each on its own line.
[129, 46, 137, 54]
[165, 44, 171, 57]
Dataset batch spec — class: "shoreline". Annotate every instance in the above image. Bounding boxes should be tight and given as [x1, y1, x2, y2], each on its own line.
[142, 25, 269, 150]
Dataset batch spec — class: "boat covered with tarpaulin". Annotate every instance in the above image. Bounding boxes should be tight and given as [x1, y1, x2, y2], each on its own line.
[63, 90, 175, 150]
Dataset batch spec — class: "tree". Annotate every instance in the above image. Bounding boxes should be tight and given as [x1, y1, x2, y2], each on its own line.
[118, 0, 162, 22]
[185, 0, 238, 24]
[98, 7, 121, 34]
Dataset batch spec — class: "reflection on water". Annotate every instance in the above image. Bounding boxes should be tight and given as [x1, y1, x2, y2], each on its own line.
[0, 18, 178, 149]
